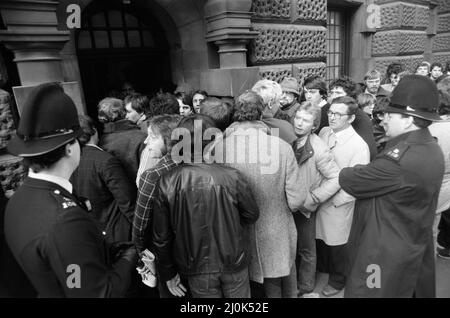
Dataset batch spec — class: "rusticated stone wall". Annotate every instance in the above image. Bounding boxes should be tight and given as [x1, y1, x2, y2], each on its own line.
[0, 89, 25, 197]
[249, 0, 327, 85]
[0, 155, 25, 198]
[372, 1, 430, 74]
[0, 90, 14, 150]
[250, 0, 450, 85]
[432, 0, 450, 65]
[373, 0, 450, 76]
[249, 25, 326, 64]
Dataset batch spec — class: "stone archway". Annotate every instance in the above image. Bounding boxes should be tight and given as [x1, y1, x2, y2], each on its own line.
[59, 0, 210, 95]
[74, 0, 174, 116]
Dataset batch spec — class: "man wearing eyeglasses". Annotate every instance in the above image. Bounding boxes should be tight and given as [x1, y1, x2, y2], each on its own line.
[325, 78, 377, 160]
[316, 96, 370, 297]
[340, 75, 444, 297]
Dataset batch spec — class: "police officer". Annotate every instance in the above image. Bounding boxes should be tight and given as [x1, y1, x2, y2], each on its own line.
[339, 75, 445, 297]
[4, 83, 137, 297]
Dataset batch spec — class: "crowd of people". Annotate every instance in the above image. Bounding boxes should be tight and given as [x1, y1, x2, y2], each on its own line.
[2, 59, 450, 298]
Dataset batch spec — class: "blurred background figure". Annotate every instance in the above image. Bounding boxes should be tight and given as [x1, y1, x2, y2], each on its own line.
[415, 61, 431, 76]
[381, 62, 405, 93]
[124, 93, 149, 132]
[278, 77, 301, 121]
[191, 90, 208, 113]
[430, 63, 444, 82]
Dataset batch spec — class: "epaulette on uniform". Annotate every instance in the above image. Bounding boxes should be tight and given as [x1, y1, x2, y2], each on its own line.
[50, 189, 78, 209]
[384, 142, 409, 162]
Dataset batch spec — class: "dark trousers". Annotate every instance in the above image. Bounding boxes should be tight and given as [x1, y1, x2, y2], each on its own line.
[316, 239, 346, 290]
[187, 267, 250, 298]
[438, 207, 450, 248]
[293, 212, 316, 294]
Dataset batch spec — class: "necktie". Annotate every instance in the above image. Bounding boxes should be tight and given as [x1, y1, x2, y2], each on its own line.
[328, 131, 337, 149]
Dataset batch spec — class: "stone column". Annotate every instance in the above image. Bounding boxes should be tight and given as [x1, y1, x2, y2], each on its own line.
[201, 0, 260, 97]
[0, 0, 70, 86]
[0, 1, 71, 196]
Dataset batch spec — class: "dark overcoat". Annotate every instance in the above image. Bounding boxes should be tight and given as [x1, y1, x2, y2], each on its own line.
[99, 119, 146, 183]
[71, 145, 136, 243]
[339, 129, 444, 297]
[4, 178, 134, 297]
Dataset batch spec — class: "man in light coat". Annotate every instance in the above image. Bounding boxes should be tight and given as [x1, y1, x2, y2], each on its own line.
[317, 96, 370, 297]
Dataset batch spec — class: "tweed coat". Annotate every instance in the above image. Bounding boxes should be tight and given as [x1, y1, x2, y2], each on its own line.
[211, 121, 307, 283]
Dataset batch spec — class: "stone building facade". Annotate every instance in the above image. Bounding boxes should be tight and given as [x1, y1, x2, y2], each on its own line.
[0, 0, 449, 194]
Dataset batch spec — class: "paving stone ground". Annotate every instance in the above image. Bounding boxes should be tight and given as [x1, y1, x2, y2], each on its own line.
[311, 256, 450, 298]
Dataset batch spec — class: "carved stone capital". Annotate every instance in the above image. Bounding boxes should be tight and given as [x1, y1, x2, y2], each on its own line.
[204, 0, 258, 68]
[0, 0, 70, 85]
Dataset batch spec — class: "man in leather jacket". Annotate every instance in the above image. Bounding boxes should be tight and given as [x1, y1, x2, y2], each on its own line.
[152, 114, 260, 298]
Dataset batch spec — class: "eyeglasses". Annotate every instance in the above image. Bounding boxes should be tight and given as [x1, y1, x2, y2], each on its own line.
[327, 111, 349, 119]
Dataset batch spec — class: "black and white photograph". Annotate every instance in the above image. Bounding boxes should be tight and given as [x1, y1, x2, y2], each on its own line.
[0, 0, 450, 305]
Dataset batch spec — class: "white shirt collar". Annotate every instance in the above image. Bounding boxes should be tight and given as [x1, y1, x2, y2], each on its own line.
[28, 170, 73, 193]
[318, 99, 327, 108]
[333, 125, 355, 142]
[85, 143, 103, 151]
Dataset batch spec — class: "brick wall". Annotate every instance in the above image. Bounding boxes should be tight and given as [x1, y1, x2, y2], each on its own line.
[249, 0, 327, 84]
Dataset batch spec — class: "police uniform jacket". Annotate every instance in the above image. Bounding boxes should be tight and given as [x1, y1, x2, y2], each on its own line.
[4, 177, 135, 297]
[339, 128, 444, 297]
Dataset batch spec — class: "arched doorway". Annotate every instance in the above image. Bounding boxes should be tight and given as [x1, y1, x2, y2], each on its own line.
[76, 0, 172, 119]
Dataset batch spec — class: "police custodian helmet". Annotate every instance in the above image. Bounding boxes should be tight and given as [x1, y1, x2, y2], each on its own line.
[7, 83, 81, 157]
[385, 74, 441, 121]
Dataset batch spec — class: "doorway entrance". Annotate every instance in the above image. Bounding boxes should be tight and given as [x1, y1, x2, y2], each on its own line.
[76, 0, 172, 120]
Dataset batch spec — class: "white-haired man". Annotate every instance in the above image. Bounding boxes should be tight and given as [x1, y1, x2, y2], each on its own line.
[252, 79, 297, 144]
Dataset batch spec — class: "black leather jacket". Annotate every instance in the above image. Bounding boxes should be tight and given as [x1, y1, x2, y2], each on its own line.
[152, 163, 259, 282]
